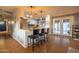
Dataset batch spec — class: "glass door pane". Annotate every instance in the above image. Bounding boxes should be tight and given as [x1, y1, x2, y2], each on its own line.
[54, 20, 60, 34]
[63, 19, 71, 35]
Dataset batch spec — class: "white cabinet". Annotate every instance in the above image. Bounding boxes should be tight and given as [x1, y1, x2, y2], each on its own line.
[13, 28, 33, 48]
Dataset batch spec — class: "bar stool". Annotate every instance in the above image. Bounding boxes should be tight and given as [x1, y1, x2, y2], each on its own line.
[28, 29, 40, 51]
[39, 29, 45, 43]
[45, 28, 49, 41]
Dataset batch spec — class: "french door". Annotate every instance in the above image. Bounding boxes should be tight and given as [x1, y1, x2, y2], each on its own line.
[53, 19, 60, 34]
[62, 19, 71, 36]
[53, 16, 73, 36]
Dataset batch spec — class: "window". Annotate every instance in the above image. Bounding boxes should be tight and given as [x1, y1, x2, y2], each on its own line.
[45, 15, 50, 28]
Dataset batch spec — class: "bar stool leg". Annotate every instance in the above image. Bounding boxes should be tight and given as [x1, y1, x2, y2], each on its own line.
[32, 38, 34, 52]
[27, 38, 29, 47]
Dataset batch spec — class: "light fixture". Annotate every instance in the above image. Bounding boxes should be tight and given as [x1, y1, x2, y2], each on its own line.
[30, 15, 33, 18]
[25, 6, 34, 19]
[26, 14, 29, 17]
[26, 7, 45, 20]
[39, 10, 45, 20]
[29, 6, 33, 18]
[11, 21, 15, 24]
[8, 20, 15, 24]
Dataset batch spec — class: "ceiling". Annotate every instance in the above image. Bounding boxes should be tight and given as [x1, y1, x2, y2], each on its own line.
[0, 6, 79, 16]
[29, 6, 79, 16]
[0, 6, 18, 11]
[25, 6, 79, 17]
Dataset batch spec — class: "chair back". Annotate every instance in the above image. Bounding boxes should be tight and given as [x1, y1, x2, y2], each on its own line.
[41, 29, 45, 34]
[33, 29, 39, 35]
[47, 28, 49, 34]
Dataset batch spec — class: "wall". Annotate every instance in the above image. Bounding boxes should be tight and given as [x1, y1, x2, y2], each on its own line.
[73, 13, 79, 25]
